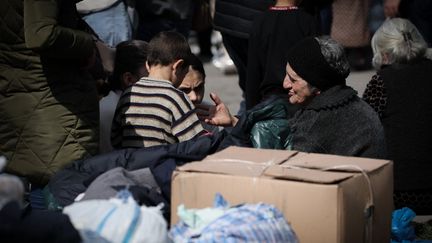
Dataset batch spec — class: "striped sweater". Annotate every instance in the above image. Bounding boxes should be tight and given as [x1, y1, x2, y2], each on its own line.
[111, 78, 206, 148]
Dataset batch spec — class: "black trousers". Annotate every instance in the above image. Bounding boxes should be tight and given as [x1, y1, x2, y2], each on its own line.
[221, 33, 249, 92]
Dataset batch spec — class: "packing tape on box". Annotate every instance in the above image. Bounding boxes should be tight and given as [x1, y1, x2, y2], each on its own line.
[323, 165, 374, 243]
[203, 158, 278, 176]
[176, 158, 278, 209]
[280, 163, 374, 243]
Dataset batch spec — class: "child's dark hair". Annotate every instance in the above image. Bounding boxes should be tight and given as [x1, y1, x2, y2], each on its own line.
[147, 31, 192, 68]
[110, 40, 149, 91]
[189, 53, 206, 79]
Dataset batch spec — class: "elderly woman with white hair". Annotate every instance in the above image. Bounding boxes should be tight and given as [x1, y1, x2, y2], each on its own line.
[363, 18, 432, 214]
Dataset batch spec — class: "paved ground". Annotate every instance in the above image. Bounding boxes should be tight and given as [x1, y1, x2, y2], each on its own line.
[203, 62, 375, 114]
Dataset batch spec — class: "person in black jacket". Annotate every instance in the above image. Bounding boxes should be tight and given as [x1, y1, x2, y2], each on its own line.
[363, 18, 432, 214]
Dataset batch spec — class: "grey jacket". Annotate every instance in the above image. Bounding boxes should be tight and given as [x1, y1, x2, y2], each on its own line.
[289, 85, 386, 159]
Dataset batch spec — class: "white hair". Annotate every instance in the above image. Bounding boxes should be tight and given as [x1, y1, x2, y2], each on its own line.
[371, 18, 428, 69]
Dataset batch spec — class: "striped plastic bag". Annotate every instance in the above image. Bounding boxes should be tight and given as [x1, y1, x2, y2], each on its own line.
[63, 189, 168, 243]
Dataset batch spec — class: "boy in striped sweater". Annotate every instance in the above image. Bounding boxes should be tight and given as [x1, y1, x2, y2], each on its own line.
[111, 31, 206, 148]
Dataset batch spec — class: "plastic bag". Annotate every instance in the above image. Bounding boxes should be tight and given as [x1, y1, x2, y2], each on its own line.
[250, 119, 291, 149]
[170, 193, 298, 243]
[392, 207, 417, 243]
[63, 189, 168, 243]
[247, 96, 295, 149]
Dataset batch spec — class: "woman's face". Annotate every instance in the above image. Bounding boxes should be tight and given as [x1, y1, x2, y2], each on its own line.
[178, 66, 205, 105]
[282, 64, 318, 105]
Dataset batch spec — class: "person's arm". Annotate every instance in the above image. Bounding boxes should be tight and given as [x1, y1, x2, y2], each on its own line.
[196, 93, 239, 127]
[23, 0, 95, 59]
[362, 74, 387, 118]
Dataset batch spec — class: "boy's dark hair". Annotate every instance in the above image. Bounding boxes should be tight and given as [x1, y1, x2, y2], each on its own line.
[110, 40, 149, 91]
[147, 31, 192, 68]
[189, 53, 206, 79]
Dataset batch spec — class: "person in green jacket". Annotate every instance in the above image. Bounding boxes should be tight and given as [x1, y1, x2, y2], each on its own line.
[0, 0, 100, 207]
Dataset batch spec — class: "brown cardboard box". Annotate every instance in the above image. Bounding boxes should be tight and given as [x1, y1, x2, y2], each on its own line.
[171, 147, 393, 243]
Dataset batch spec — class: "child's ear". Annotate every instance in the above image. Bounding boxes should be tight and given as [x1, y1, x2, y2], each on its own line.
[172, 59, 188, 87]
[172, 59, 184, 71]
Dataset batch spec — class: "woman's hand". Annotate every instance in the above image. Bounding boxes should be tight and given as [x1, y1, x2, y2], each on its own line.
[195, 93, 239, 127]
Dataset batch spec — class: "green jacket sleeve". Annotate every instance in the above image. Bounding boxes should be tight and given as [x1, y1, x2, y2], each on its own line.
[23, 0, 94, 59]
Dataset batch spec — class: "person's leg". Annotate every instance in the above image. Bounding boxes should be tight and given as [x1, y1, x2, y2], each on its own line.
[320, 4, 333, 35]
[220, 34, 249, 115]
[197, 27, 213, 62]
[331, 0, 372, 70]
[220, 34, 248, 92]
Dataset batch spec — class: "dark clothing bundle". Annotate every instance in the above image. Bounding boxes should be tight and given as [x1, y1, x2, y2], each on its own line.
[246, 9, 318, 109]
[0, 201, 81, 243]
[46, 133, 230, 210]
[377, 58, 432, 191]
[288, 85, 386, 158]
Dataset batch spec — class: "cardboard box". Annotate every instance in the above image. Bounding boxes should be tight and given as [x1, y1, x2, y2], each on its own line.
[171, 147, 393, 243]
